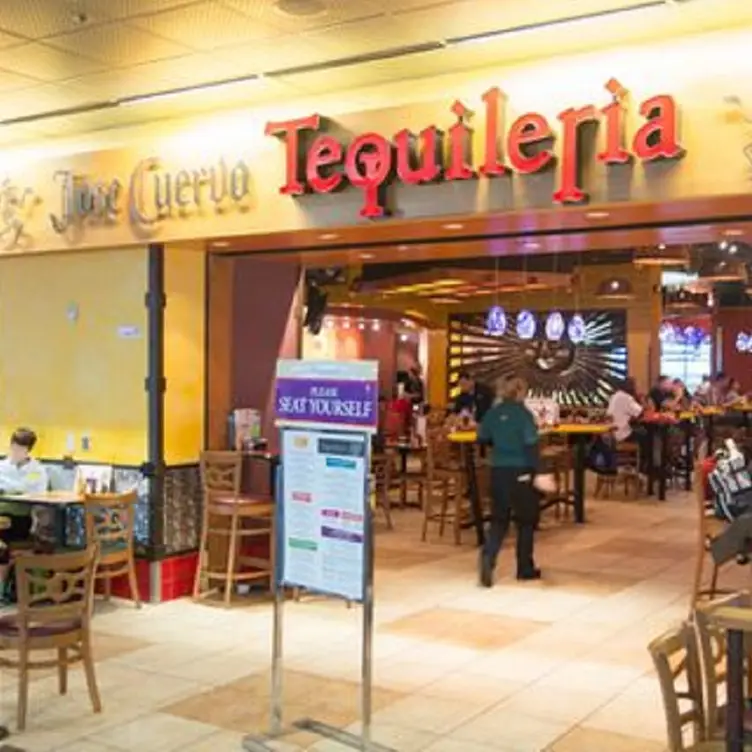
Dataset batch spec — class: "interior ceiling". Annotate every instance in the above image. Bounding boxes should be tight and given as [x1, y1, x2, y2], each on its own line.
[0, 0, 749, 144]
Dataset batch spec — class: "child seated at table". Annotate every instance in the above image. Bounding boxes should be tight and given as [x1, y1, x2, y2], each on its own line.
[0, 428, 48, 591]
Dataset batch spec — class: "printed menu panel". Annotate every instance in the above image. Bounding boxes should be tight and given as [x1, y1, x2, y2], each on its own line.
[281, 429, 367, 602]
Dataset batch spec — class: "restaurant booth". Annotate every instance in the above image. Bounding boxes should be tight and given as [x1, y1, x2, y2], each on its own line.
[2, 26, 752, 600]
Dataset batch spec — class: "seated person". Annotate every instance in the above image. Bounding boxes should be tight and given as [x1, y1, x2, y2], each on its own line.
[451, 371, 495, 422]
[648, 375, 677, 411]
[0, 428, 48, 589]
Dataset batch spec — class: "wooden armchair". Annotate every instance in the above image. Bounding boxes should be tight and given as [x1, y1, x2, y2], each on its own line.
[422, 427, 465, 545]
[84, 491, 141, 608]
[0, 546, 101, 730]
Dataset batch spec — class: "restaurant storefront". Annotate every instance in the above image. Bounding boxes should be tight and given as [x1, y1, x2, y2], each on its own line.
[1, 25, 751, 600]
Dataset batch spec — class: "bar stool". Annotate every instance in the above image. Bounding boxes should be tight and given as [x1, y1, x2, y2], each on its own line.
[193, 451, 275, 608]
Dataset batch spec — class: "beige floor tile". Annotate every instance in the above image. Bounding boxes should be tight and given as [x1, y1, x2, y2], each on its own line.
[423, 740, 499, 752]
[88, 712, 219, 751]
[546, 726, 667, 751]
[372, 693, 488, 734]
[451, 704, 570, 750]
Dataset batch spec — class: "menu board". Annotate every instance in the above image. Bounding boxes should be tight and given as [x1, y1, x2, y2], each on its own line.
[281, 428, 367, 602]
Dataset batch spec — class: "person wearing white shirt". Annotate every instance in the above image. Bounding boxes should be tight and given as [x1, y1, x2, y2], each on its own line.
[607, 378, 644, 442]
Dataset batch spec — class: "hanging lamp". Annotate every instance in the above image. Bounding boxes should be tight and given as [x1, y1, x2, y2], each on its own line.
[516, 252, 536, 340]
[485, 257, 507, 336]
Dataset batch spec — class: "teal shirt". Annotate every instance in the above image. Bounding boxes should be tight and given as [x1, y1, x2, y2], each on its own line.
[478, 401, 539, 468]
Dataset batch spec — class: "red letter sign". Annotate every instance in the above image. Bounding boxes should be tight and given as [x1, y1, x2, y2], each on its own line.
[632, 95, 683, 161]
[553, 105, 597, 203]
[507, 113, 554, 174]
[307, 134, 343, 194]
[344, 133, 393, 218]
[265, 115, 321, 195]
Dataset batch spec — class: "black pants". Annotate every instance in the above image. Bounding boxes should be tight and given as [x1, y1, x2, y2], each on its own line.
[0, 514, 32, 565]
[484, 467, 539, 576]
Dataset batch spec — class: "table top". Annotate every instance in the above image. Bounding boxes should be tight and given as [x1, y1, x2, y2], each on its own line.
[0, 491, 83, 506]
[448, 424, 612, 443]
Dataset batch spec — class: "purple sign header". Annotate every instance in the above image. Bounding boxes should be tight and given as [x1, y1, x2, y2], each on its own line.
[275, 377, 378, 430]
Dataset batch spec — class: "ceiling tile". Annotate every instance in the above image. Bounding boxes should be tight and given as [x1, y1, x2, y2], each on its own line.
[0, 43, 105, 83]
[98, 0, 211, 21]
[302, 15, 425, 58]
[0, 70, 43, 94]
[222, 0, 384, 33]
[46, 22, 192, 66]
[0, 0, 113, 39]
[129, 1, 283, 51]
[276, 60, 399, 94]
[0, 83, 74, 121]
[218, 35, 325, 74]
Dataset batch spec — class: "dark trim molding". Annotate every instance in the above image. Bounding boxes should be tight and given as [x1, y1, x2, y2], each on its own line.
[147, 243, 166, 559]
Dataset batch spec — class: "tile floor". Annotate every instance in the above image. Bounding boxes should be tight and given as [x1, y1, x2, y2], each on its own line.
[0, 489, 744, 751]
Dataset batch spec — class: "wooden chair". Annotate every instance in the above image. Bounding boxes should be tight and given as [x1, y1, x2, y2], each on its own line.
[370, 454, 394, 530]
[83, 491, 141, 608]
[422, 428, 465, 545]
[616, 440, 642, 499]
[0, 546, 101, 731]
[193, 451, 275, 608]
[691, 459, 734, 610]
[694, 592, 752, 742]
[648, 622, 722, 751]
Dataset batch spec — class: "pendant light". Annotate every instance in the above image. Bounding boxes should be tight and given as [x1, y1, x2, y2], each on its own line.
[516, 250, 536, 340]
[568, 254, 586, 344]
[485, 257, 507, 336]
[595, 277, 634, 300]
[545, 250, 563, 341]
[633, 244, 690, 267]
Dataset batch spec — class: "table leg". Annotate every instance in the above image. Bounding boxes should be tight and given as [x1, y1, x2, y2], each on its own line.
[658, 426, 668, 502]
[683, 422, 693, 492]
[400, 449, 408, 508]
[646, 427, 656, 497]
[573, 436, 586, 524]
[465, 446, 484, 547]
[707, 415, 716, 452]
[727, 627, 745, 752]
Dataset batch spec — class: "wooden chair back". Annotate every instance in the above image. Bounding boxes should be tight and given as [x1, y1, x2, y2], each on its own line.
[14, 546, 98, 632]
[84, 491, 138, 559]
[695, 591, 752, 740]
[648, 622, 706, 751]
[426, 426, 459, 473]
[201, 450, 243, 500]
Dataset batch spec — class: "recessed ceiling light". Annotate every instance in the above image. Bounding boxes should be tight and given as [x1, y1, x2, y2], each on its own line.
[523, 241, 541, 250]
[724, 229, 744, 237]
[585, 211, 610, 220]
[658, 243, 666, 250]
[319, 232, 339, 241]
[729, 244, 739, 255]
[443, 222, 465, 230]
[397, 244, 409, 251]
[212, 241, 230, 248]
[359, 253, 375, 260]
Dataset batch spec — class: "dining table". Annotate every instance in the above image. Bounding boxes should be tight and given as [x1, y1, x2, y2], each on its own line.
[0, 491, 84, 547]
[448, 422, 612, 542]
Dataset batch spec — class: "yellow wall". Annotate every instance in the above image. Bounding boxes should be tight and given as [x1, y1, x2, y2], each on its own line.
[0, 248, 148, 464]
[164, 246, 206, 465]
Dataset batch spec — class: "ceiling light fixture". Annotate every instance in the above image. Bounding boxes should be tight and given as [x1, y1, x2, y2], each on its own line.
[319, 233, 339, 241]
[585, 211, 610, 220]
[359, 253, 375, 260]
[274, 0, 328, 17]
[724, 229, 745, 237]
[211, 241, 230, 248]
[443, 223, 465, 230]
[397, 244, 409, 251]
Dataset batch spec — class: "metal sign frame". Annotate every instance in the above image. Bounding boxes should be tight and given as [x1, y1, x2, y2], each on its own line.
[242, 426, 394, 752]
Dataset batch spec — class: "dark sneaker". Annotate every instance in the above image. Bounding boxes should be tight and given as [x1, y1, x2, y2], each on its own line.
[516, 568, 542, 581]
[479, 551, 493, 588]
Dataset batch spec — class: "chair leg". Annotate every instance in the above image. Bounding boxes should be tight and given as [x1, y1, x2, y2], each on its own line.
[421, 485, 432, 542]
[709, 562, 720, 600]
[17, 647, 29, 731]
[193, 508, 210, 599]
[691, 543, 706, 610]
[438, 483, 449, 538]
[224, 514, 240, 608]
[127, 553, 142, 609]
[452, 492, 462, 546]
[82, 635, 102, 714]
[58, 648, 68, 695]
